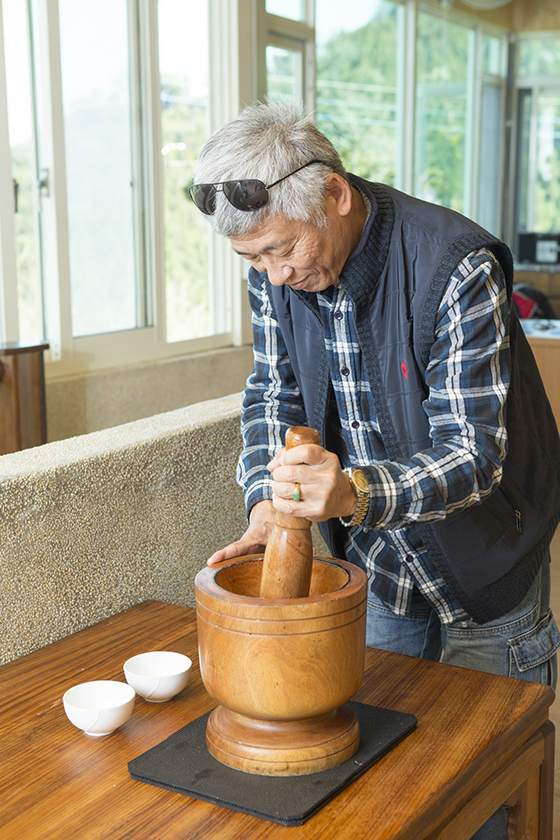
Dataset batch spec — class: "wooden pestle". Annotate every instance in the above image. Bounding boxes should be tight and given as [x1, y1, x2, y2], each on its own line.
[259, 426, 321, 599]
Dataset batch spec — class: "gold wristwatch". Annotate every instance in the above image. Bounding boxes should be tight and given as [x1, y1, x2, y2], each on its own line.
[344, 468, 370, 527]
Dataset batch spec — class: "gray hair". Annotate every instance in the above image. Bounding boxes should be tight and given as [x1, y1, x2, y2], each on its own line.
[192, 100, 348, 237]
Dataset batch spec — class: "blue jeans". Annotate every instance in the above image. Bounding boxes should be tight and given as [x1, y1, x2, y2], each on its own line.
[365, 559, 560, 840]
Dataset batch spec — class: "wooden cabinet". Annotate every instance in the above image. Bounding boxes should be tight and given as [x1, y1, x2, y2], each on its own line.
[0, 342, 49, 455]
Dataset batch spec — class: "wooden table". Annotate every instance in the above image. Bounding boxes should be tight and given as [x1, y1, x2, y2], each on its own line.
[0, 600, 554, 839]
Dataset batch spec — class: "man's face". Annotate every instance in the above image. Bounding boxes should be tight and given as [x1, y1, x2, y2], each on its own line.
[229, 209, 352, 294]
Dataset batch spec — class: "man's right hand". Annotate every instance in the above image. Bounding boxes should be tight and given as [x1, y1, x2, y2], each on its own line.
[207, 500, 276, 566]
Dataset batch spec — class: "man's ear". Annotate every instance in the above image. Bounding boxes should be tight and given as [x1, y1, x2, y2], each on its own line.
[325, 173, 353, 217]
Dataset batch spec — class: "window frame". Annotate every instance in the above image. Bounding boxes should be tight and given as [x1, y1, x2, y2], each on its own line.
[0, 0, 19, 344]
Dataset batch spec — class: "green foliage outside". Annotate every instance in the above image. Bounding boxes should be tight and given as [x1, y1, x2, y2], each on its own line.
[519, 37, 560, 77]
[414, 13, 469, 212]
[316, 3, 470, 213]
[316, 2, 399, 185]
[160, 79, 209, 342]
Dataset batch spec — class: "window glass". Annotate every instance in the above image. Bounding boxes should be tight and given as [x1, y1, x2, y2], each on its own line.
[477, 84, 502, 235]
[158, 0, 211, 342]
[516, 89, 560, 237]
[59, 0, 137, 338]
[266, 45, 302, 102]
[516, 89, 532, 235]
[481, 35, 502, 76]
[316, 0, 399, 183]
[534, 90, 560, 232]
[415, 12, 469, 212]
[519, 38, 560, 77]
[3, 0, 43, 341]
[266, 0, 305, 22]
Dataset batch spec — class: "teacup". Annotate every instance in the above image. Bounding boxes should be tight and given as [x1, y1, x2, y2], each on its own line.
[123, 651, 192, 702]
[63, 680, 135, 736]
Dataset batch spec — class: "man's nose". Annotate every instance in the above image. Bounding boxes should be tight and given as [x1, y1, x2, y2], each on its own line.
[266, 259, 294, 287]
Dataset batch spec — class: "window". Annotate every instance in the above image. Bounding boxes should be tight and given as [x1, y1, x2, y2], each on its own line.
[3, 0, 43, 342]
[415, 11, 470, 213]
[266, 43, 304, 102]
[158, 0, 210, 342]
[0, 0, 233, 374]
[59, 0, 138, 338]
[315, 2, 506, 231]
[516, 87, 560, 241]
[264, 3, 314, 109]
[531, 91, 560, 233]
[266, 0, 306, 23]
[482, 33, 502, 76]
[477, 83, 503, 235]
[316, 0, 400, 184]
[519, 35, 560, 77]
[514, 36, 560, 262]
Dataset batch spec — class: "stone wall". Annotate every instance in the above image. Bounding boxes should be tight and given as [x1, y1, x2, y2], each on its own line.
[46, 346, 254, 442]
[0, 392, 247, 664]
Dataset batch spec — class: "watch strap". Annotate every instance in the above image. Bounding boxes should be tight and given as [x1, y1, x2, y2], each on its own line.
[342, 468, 370, 527]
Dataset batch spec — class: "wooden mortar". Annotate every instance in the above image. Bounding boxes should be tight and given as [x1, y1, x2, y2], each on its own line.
[195, 427, 368, 776]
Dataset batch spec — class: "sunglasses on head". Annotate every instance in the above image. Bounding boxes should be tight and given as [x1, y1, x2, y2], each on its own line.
[188, 159, 327, 216]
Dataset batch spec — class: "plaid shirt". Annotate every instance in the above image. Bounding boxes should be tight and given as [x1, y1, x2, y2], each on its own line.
[237, 248, 510, 623]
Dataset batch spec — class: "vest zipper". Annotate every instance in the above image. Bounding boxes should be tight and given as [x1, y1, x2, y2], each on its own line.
[500, 486, 523, 534]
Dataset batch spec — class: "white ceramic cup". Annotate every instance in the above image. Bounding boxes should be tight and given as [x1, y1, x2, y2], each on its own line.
[123, 651, 192, 702]
[63, 680, 136, 736]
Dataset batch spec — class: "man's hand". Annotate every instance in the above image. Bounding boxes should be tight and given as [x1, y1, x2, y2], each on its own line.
[207, 500, 276, 566]
[207, 443, 359, 566]
[267, 443, 357, 521]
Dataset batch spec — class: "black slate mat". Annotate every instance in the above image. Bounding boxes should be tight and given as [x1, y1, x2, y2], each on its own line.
[128, 701, 417, 826]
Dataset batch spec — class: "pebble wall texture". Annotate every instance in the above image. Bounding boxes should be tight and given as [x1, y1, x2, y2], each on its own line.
[0, 392, 247, 664]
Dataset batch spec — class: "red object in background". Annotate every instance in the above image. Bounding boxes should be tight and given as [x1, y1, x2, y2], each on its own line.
[513, 289, 539, 319]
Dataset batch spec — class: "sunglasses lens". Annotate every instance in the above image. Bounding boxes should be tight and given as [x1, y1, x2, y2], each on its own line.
[189, 184, 217, 215]
[223, 180, 268, 211]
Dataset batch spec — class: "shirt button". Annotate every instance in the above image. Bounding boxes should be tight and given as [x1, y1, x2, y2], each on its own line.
[341, 367, 350, 376]
[405, 554, 414, 563]
[351, 420, 360, 429]
[334, 311, 343, 320]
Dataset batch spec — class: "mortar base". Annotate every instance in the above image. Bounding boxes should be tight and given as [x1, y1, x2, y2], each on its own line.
[206, 703, 360, 776]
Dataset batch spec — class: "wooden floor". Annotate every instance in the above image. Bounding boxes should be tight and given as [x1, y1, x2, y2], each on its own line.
[547, 528, 560, 839]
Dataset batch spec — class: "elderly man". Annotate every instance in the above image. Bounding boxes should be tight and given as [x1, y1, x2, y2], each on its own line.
[190, 101, 560, 838]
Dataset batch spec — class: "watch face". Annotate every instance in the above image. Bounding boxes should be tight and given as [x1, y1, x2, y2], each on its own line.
[352, 469, 369, 492]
